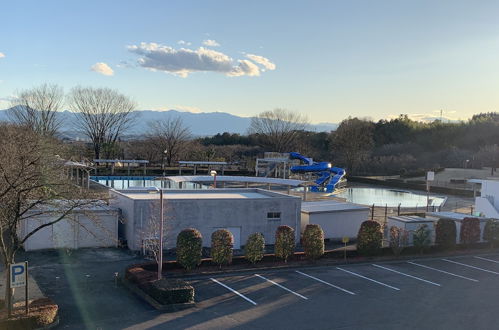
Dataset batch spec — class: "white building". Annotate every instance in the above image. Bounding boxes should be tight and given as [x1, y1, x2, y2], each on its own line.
[470, 179, 499, 218]
[301, 201, 369, 240]
[387, 215, 437, 245]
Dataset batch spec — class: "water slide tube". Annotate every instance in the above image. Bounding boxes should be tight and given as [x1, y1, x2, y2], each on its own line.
[289, 152, 346, 193]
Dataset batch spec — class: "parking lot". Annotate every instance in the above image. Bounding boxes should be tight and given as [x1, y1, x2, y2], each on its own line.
[25, 250, 499, 329]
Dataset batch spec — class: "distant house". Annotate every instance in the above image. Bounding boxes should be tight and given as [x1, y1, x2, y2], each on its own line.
[469, 179, 499, 218]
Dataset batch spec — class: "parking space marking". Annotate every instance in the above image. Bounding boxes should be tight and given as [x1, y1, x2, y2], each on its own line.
[255, 274, 308, 300]
[295, 270, 356, 295]
[336, 267, 400, 291]
[372, 264, 441, 286]
[210, 278, 257, 306]
[474, 256, 499, 264]
[407, 261, 479, 282]
[441, 259, 499, 275]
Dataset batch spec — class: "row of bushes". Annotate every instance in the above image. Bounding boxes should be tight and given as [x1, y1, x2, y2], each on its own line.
[175, 225, 326, 270]
[359, 217, 499, 256]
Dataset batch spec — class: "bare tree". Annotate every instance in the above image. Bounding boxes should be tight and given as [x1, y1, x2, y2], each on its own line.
[148, 117, 191, 167]
[67, 87, 137, 160]
[331, 117, 375, 173]
[8, 83, 64, 136]
[249, 108, 308, 152]
[0, 124, 102, 315]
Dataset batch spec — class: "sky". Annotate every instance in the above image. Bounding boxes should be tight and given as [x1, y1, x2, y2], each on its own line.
[1, 0, 499, 123]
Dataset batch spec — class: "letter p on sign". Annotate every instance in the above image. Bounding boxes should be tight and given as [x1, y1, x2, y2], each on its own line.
[10, 262, 26, 288]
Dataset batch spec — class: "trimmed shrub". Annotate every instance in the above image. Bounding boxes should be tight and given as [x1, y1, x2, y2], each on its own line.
[435, 218, 457, 249]
[483, 219, 499, 247]
[303, 224, 325, 260]
[149, 279, 195, 305]
[357, 220, 382, 256]
[275, 225, 295, 262]
[389, 226, 409, 257]
[460, 217, 480, 246]
[211, 229, 233, 267]
[176, 228, 203, 270]
[413, 224, 432, 254]
[245, 232, 265, 264]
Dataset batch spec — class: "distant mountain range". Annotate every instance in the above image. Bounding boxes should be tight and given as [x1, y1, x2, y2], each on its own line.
[0, 109, 338, 139]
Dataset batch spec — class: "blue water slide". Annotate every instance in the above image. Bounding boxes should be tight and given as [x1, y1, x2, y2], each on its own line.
[289, 152, 346, 193]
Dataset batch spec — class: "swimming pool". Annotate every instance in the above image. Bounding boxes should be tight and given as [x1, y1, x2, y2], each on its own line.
[91, 176, 205, 190]
[333, 187, 446, 208]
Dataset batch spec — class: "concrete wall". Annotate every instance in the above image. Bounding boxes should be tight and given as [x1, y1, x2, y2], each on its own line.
[476, 180, 499, 217]
[19, 210, 119, 251]
[110, 189, 301, 251]
[301, 209, 369, 239]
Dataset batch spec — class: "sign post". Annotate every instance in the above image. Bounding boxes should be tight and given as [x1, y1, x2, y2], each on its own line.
[342, 237, 350, 261]
[9, 261, 29, 315]
[426, 171, 435, 211]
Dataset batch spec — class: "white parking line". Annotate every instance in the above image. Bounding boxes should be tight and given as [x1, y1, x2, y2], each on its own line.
[474, 256, 499, 264]
[295, 270, 356, 295]
[442, 259, 499, 275]
[210, 278, 257, 306]
[407, 261, 478, 282]
[372, 264, 441, 286]
[336, 267, 400, 291]
[255, 274, 308, 300]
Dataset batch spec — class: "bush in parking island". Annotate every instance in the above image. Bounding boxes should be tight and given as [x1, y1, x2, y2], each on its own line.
[413, 224, 432, 254]
[176, 228, 203, 270]
[303, 224, 325, 260]
[389, 226, 409, 257]
[435, 218, 456, 249]
[483, 219, 499, 247]
[275, 225, 295, 262]
[211, 229, 234, 267]
[356, 220, 382, 256]
[245, 232, 265, 264]
[459, 217, 480, 246]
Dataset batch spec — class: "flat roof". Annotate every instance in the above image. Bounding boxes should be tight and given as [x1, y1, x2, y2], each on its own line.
[158, 175, 305, 187]
[94, 159, 149, 164]
[301, 200, 369, 214]
[427, 211, 489, 221]
[178, 161, 228, 165]
[113, 188, 298, 200]
[388, 215, 437, 223]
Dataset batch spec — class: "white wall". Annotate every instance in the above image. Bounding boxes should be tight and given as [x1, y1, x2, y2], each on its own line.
[19, 211, 119, 251]
[302, 210, 369, 239]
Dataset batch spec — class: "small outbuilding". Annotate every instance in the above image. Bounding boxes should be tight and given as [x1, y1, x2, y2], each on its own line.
[301, 201, 370, 240]
[387, 215, 438, 245]
[110, 188, 301, 251]
[18, 203, 120, 251]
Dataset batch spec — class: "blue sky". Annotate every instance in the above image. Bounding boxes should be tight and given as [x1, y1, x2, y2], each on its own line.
[1, 0, 499, 123]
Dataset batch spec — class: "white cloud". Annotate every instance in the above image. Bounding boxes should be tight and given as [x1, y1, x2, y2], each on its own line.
[90, 62, 114, 76]
[177, 40, 191, 46]
[202, 39, 220, 47]
[128, 42, 273, 78]
[0, 52, 5, 58]
[246, 54, 276, 71]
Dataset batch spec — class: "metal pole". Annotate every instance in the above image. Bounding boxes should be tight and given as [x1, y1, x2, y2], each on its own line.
[25, 261, 29, 315]
[158, 189, 164, 281]
[426, 180, 430, 212]
[7, 263, 11, 318]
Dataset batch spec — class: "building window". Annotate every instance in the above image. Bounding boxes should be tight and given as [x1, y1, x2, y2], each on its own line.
[267, 212, 281, 220]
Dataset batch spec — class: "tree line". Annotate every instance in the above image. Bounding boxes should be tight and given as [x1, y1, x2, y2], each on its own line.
[6, 83, 499, 175]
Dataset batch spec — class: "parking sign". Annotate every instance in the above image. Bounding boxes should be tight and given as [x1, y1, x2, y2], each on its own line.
[10, 262, 27, 288]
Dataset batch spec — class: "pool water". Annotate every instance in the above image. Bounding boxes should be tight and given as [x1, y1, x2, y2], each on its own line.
[333, 187, 446, 207]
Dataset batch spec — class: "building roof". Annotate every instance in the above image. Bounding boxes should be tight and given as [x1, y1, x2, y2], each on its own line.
[178, 161, 228, 165]
[427, 211, 489, 221]
[388, 215, 437, 223]
[158, 175, 305, 187]
[113, 188, 299, 201]
[301, 200, 369, 214]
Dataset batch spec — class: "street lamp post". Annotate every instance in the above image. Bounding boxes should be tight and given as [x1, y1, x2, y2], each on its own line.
[210, 170, 217, 188]
[162, 149, 168, 177]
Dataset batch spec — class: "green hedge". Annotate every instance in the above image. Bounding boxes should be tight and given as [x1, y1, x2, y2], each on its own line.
[275, 225, 295, 262]
[483, 219, 499, 246]
[413, 224, 432, 253]
[245, 232, 265, 264]
[211, 229, 234, 266]
[460, 217, 480, 246]
[435, 218, 457, 249]
[177, 228, 203, 270]
[303, 224, 325, 260]
[357, 220, 383, 256]
[148, 279, 195, 305]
